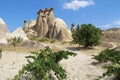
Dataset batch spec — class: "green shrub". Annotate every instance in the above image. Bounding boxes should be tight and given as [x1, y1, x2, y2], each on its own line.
[0, 49, 2, 59]
[93, 48, 120, 63]
[38, 38, 49, 42]
[72, 24, 101, 48]
[13, 46, 77, 80]
[93, 48, 120, 80]
[49, 39, 56, 43]
[10, 36, 23, 47]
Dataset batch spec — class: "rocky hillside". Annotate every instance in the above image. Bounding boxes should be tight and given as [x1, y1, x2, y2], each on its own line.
[0, 18, 29, 45]
[101, 28, 120, 43]
[23, 8, 72, 41]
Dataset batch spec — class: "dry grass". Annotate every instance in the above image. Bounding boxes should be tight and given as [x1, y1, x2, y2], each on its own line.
[0, 45, 39, 52]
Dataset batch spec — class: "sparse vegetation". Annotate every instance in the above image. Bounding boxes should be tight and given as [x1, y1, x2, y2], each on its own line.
[38, 38, 56, 43]
[10, 36, 23, 47]
[38, 38, 49, 42]
[72, 24, 101, 48]
[0, 49, 2, 59]
[93, 48, 120, 80]
[13, 46, 77, 80]
[49, 39, 56, 43]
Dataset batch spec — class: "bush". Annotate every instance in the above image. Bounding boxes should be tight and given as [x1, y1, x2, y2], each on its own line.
[13, 46, 77, 80]
[38, 38, 56, 43]
[10, 36, 23, 47]
[0, 49, 2, 59]
[49, 39, 56, 43]
[38, 38, 49, 42]
[72, 24, 101, 48]
[93, 48, 120, 80]
[93, 48, 120, 64]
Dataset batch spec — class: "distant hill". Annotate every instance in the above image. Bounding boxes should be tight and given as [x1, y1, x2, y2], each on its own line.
[101, 28, 120, 42]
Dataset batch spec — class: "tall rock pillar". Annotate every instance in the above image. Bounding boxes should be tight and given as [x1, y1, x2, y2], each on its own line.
[34, 9, 44, 38]
[47, 8, 56, 39]
[23, 20, 29, 32]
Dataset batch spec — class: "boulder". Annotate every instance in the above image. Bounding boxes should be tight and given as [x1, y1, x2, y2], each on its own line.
[50, 18, 72, 41]
[29, 20, 36, 29]
[0, 38, 8, 44]
[59, 29, 72, 41]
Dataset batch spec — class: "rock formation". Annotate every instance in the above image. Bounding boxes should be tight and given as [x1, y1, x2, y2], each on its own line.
[0, 18, 9, 44]
[6, 27, 28, 41]
[71, 23, 75, 33]
[23, 20, 29, 32]
[23, 20, 37, 37]
[23, 8, 72, 41]
[51, 18, 72, 41]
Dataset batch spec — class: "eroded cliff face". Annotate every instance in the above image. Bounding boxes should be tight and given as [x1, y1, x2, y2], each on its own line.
[23, 8, 72, 41]
[0, 18, 9, 44]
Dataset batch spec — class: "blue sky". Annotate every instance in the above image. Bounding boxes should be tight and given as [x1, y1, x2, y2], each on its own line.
[0, 0, 120, 32]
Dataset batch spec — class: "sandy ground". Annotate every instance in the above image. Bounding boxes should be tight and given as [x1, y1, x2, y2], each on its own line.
[0, 49, 107, 80]
[60, 50, 106, 80]
[0, 51, 29, 80]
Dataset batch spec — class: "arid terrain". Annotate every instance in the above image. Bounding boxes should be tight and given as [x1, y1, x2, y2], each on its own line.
[0, 11, 119, 80]
[0, 38, 118, 80]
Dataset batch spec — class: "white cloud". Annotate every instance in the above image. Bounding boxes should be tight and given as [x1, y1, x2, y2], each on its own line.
[102, 24, 112, 28]
[99, 19, 120, 30]
[113, 20, 120, 25]
[63, 0, 94, 10]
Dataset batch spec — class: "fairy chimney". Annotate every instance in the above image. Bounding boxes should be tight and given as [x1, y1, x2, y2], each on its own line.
[47, 8, 55, 27]
[33, 9, 44, 37]
[29, 8, 72, 41]
[44, 8, 49, 16]
[23, 20, 29, 32]
[41, 15, 48, 36]
[71, 23, 75, 33]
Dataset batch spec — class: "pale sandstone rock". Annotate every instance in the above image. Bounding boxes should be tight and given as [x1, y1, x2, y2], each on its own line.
[0, 18, 9, 44]
[24, 8, 72, 41]
[7, 27, 28, 41]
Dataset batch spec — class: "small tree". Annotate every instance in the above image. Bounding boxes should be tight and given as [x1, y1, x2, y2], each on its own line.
[72, 24, 101, 48]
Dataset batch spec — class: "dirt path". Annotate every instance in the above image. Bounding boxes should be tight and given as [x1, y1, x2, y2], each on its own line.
[102, 41, 117, 49]
[60, 49, 106, 80]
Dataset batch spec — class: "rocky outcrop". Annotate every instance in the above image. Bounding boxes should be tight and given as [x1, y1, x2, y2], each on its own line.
[6, 27, 28, 41]
[23, 8, 72, 41]
[71, 23, 75, 33]
[101, 28, 120, 43]
[49, 18, 72, 41]
[23, 20, 37, 37]
[0, 18, 9, 44]
[33, 8, 51, 38]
